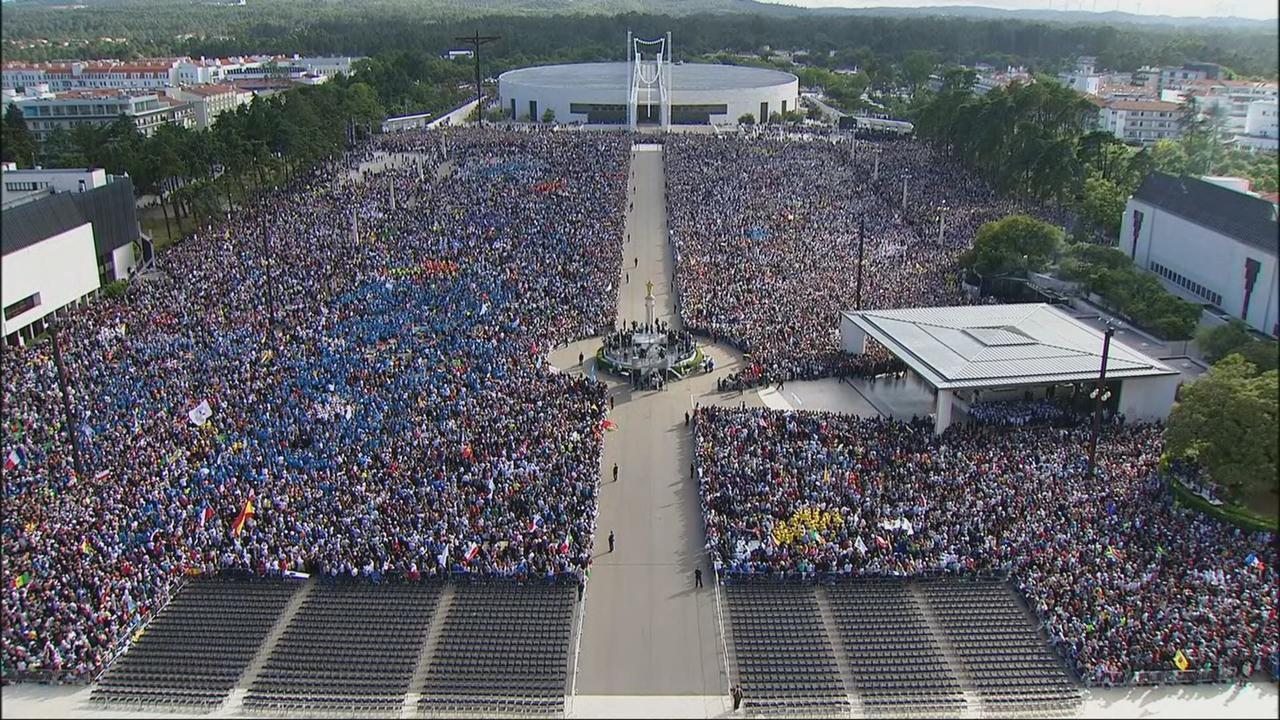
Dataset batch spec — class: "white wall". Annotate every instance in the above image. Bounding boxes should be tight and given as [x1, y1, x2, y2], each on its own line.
[838, 314, 867, 354]
[1, 223, 100, 336]
[111, 243, 137, 281]
[1122, 198, 1279, 337]
[1117, 374, 1180, 422]
[499, 78, 799, 125]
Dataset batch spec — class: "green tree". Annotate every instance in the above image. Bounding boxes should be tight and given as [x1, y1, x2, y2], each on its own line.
[541, 107, 556, 123]
[961, 215, 1064, 276]
[1149, 139, 1190, 176]
[1165, 354, 1279, 512]
[1, 104, 37, 168]
[1079, 175, 1126, 238]
[1197, 320, 1256, 363]
[901, 50, 934, 94]
[738, 113, 755, 125]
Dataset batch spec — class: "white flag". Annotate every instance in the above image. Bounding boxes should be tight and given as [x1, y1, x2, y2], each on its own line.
[854, 536, 868, 555]
[187, 400, 213, 426]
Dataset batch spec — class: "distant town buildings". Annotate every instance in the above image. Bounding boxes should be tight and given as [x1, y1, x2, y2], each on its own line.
[2, 55, 357, 94]
[164, 83, 252, 129]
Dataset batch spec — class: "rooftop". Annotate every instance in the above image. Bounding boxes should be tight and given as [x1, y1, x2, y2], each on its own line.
[842, 304, 1177, 390]
[1133, 172, 1279, 256]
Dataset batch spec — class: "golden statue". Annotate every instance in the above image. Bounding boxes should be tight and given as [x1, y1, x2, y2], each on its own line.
[645, 280, 655, 297]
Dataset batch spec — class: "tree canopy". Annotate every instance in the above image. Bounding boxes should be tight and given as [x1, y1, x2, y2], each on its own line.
[1165, 354, 1279, 515]
[960, 215, 1063, 277]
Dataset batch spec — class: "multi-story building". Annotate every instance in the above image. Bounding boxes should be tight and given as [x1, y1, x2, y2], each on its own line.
[1183, 79, 1280, 136]
[2, 60, 179, 92]
[1120, 172, 1278, 338]
[165, 83, 252, 128]
[1092, 98, 1182, 146]
[10, 89, 194, 141]
[1233, 100, 1280, 152]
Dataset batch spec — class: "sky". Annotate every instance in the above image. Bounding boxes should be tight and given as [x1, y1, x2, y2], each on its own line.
[755, 0, 1279, 20]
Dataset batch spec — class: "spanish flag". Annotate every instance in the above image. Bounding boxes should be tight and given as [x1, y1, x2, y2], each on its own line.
[231, 493, 256, 536]
[1173, 649, 1190, 671]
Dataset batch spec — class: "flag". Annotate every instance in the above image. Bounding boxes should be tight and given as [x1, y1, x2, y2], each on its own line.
[4, 447, 27, 471]
[1173, 649, 1190, 671]
[198, 503, 214, 530]
[464, 542, 480, 563]
[822, 467, 831, 485]
[854, 536, 868, 555]
[187, 400, 213, 426]
[874, 535, 890, 550]
[231, 493, 255, 536]
[602, 419, 618, 432]
[13, 572, 31, 589]
[93, 469, 110, 482]
[284, 570, 310, 579]
[461, 444, 474, 461]
[1246, 553, 1266, 571]
[81, 539, 94, 555]
[528, 515, 545, 533]
[436, 544, 451, 568]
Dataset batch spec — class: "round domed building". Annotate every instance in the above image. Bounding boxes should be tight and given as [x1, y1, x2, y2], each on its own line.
[498, 44, 799, 127]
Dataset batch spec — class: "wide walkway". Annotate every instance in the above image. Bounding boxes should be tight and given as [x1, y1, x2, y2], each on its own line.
[553, 144, 738, 700]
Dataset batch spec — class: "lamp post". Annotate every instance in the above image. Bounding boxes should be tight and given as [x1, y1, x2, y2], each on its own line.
[901, 173, 910, 210]
[872, 148, 881, 182]
[855, 217, 866, 311]
[937, 202, 948, 244]
[1085, 323, 1116, 481]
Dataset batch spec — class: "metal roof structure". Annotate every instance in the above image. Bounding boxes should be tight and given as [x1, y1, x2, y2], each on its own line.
[498, 62, 796, 92]
[842, 304, 1177, 390]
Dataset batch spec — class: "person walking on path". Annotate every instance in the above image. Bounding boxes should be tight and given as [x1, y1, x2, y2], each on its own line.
[685, 411, 690, 426]
[608, 530, 615, 553]
[694, 567, 703, 588]
[732, 686, 743, 712]
[579, 351, 584, 366]
[610, 396, 615, 411]
[612, 463, 618, 483]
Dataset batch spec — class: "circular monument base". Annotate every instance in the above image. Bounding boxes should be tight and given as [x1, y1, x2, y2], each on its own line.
[597, 328, 706, 381]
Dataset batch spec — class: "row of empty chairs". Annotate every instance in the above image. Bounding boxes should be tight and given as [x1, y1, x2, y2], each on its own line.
[90, 575, 303, 711]
[827, 578, 966, 716]
[726, 578, 850, 717]
[418, 578, 574, 717]
[919, 578, 1082, 713]
[243, 580, 441, 716]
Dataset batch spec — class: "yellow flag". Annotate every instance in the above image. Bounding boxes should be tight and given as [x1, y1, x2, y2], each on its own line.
[1173, 649, 1189, 671]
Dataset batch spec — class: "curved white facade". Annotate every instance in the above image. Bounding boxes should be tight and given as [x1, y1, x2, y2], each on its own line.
[499, 62, 799, 125]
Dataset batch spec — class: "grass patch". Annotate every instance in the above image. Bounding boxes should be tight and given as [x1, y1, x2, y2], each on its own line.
[1169, 480, 1277, 533]
[139, 214, 180, 253]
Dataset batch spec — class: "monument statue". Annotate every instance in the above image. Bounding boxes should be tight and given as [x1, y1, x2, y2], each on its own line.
[645, 280, 654, 297]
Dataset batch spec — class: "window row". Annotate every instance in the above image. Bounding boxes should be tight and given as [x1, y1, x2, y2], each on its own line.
[1150, 261, 1223, 307]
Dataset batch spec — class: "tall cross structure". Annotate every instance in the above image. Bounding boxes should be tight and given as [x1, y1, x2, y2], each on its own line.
[454, 31, 501, 125]
[627, 31, 672, 130]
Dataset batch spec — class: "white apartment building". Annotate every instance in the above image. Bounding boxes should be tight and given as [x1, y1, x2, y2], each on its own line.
[2, 60, 179, 92]
[1234, 100, 1279, 152]
[1094, 98, 1182, 146]
[12, 89, 195, 141]
[1184, 79, 1279, 135]
[166, 84, 252, 128]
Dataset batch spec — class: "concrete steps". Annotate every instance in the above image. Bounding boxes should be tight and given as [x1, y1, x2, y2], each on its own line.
[405, 582, 456, 717]
[814, 585, 861, 718]
[224, 576, 316, 716]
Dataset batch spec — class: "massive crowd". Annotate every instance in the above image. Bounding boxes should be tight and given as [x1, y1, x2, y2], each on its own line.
[1, 127, 629, 681]
[664, 133, 1062, 382]
[693, 406, 1278, 684]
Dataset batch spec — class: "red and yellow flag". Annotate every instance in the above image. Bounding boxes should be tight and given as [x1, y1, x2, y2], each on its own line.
[231, 493, 256, 536]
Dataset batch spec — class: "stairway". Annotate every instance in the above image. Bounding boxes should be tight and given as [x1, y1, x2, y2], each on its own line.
[908, 583, 983, 719]
[405, 582, 456, 717]
[224, 576, 316, 716]
[814, 585, 861, 718]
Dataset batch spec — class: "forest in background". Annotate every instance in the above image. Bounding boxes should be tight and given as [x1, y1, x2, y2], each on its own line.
[2, 0, 1276, 78]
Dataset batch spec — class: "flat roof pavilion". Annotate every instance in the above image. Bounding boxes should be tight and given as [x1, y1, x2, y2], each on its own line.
[839, 304, 1181, 432]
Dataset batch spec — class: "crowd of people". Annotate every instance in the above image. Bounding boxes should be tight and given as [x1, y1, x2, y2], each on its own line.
[664, 133, 1064, 384]
[1, 127, 630, 681]
[693, 405, 1278, 684]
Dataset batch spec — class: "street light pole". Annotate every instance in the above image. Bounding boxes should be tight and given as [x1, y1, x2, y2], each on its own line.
[937, 202, 948, 244]
[856, 217, 866, 311]
[47, 320, 86, 480]
[872, 148, 880, 182]
[1085, 325, 1116, 481]
[902, 173, 910, 209]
